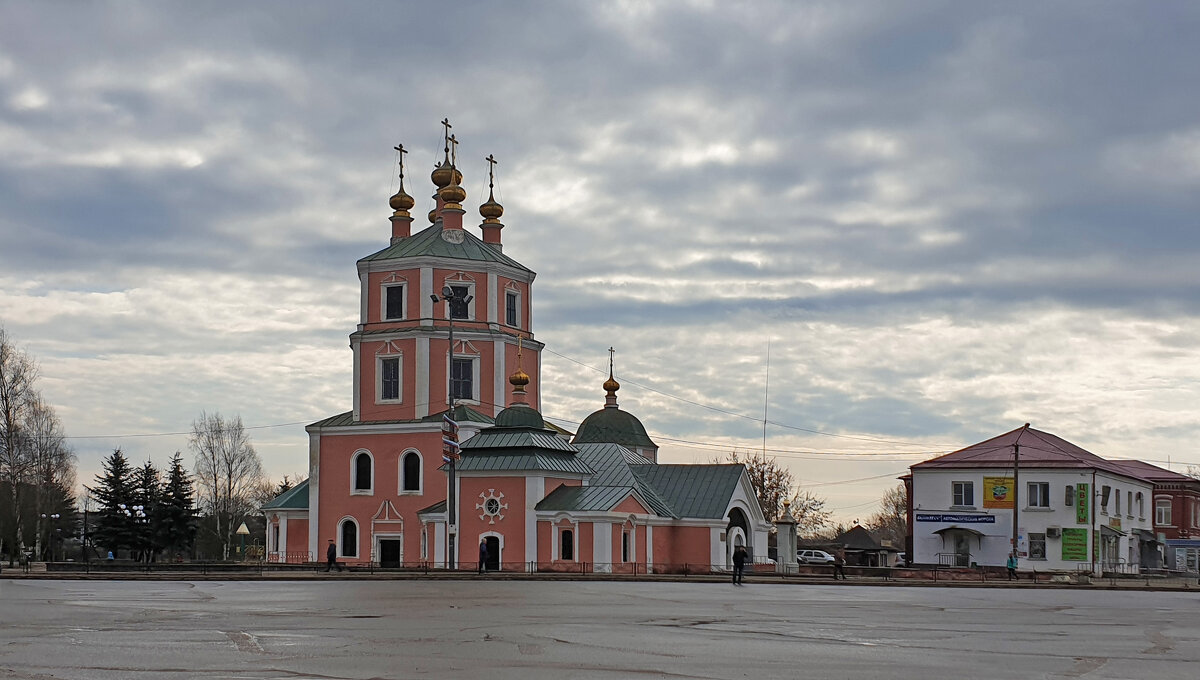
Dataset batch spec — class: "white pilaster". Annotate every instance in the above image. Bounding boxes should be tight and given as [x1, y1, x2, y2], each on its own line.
[487, 271, 498, 324]
[526, 476, 543, 563]
[594, 522, 613, 572]
[416, 336, 429, 418]
[420, 267, 433, 320]
[307, 432, 321, 560]
[494, 340, 506, 415]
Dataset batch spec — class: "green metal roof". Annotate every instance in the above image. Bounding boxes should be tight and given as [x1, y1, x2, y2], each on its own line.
[493, 403, 545, 429]
[629, 465, 744, 520]
[557, 443, 674, 516]
[536, 485, 643, 512]
[572, 406, 657, 448]
[262, 479, 309, 510]
[359, 223, 532, 273]
[417, 500, 446, 515]
[308, 405, 494, 429]
[461, 428, 576, 452]
[454, 451, 594, 475]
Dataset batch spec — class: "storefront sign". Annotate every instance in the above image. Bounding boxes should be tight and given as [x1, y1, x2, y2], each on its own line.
[1061, 527, 1088, 561]
[1076, 483, 1090, 524]
[983, 477, 1015, 509]
[915, 513, 996, 523]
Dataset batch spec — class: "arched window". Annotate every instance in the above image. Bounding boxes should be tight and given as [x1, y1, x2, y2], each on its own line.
[352, 451, 373, 493]
[621, 531, 630, 563]
[401, 451, 421, 493]
[560, 529, 574, 561]
[340, 518, 358, 558]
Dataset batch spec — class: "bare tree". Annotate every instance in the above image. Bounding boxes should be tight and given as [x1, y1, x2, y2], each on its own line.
[866, 483, 908, 548]
[189, 411, 263, 560]
[788, 489, 833, 538]
[0, 327, 38, 560]
[718, 450, 794, 521]
[24, 397, 76, 559]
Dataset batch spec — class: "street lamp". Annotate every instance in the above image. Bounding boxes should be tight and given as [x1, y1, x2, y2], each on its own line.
[430, 284, 472, 569]
[236, 522, 250, 560]
[40, 513, 60, 561]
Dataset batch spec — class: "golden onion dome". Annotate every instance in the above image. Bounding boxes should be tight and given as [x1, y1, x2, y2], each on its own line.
[428, 208, 438, 224]
[389, 187, 415, 212]
[431, 161, 462, 189]
[603, 374, 620, 393]
[439, 182, 466, 204]
[509, 367, 531, 388]
[480, 192, 504, 222]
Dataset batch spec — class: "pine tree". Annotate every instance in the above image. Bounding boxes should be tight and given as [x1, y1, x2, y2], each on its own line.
[132, 460, 162, 562]
[160, 452, 196, 559]
[91, 449, 136, 556]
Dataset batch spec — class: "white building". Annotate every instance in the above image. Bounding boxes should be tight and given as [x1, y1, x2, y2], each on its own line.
[909, 425, 1154, 573]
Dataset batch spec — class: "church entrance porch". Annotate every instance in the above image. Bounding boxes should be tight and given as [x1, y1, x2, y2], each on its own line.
[375, 537, 402, 568]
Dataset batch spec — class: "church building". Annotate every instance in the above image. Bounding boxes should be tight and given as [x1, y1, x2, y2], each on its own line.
[263, 124, 770, 572]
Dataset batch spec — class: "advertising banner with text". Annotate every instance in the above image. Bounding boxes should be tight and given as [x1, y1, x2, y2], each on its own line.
[983, 477, 1015, 509]
[1076, 483, 1090, 524]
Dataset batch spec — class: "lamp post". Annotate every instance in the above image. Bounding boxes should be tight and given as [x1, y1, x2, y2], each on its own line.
[40, 513, 60, 561]
[236, 522, 250, 560]
[430, 284, 472, 569]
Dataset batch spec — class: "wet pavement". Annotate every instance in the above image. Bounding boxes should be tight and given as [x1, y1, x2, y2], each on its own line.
[1, 578, 1197, 679]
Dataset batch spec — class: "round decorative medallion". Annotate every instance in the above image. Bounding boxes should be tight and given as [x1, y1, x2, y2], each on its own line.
[476, 489, 508, 525]
[441, 228, 466, 244]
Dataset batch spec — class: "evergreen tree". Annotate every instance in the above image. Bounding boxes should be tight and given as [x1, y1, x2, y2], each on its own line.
[160, 452, 196, 559]
[132, 460, 162, 562]
[91, 449, 136, 556]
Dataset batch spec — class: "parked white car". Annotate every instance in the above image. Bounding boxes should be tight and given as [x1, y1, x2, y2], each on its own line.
[797, 549, 836, 564]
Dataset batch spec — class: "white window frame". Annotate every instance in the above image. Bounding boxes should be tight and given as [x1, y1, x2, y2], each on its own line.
[382, 281, 406, 321]
[351, 449, 374, 496]
[1136, 492, 1145, 519]
[1114, 488, 1121, 516]
[447, 343, 481, 404]
[560, 527, 576, 561]
[1027, 481, 1050, 508]
[339, 516, 360, 558]
[376, 353, 403, 404]
[442, 274, 477, 321]
[1028, 532, 1047, 560]
[399, 449, 423, 495]
[952, 481, 975, 508]
[504, 283, 521, 328]
[1156, 498, 1173, 526]
[1127, 491, 1134, 519]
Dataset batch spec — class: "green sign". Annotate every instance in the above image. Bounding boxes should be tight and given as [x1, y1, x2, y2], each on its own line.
[1076, 483, 1089, 524]
[1061, 528, 1088, 561]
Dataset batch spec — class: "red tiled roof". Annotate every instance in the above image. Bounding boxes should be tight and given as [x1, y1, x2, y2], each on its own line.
[911, 425, 1151, 482]
[1105, 459, 1197, 484]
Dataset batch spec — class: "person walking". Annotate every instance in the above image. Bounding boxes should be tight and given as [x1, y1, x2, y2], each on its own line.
[1006, 552, 1018, 580]
[325, 539, 342, 573]
[478, 538, 488, 574]
[833, 550, 847, 580]
[732, 545, 748, 585]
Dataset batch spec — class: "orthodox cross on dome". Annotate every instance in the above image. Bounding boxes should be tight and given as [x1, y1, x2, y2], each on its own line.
[486, 153, 497, 189]
[393, 143, 407, 183]
[604, 346, 620, 407]
[608, 346, 615, 373]
[441, 118, 452, 156]
[448, 133, 459, 168]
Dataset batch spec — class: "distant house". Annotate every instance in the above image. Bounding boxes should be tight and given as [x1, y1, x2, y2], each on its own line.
[1108, 460, 1200, 572]
[834, 525, 899, 567]
[909, 425, 1155, 572]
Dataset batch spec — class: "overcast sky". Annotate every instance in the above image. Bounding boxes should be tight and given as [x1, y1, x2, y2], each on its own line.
[3, 1, 1199, 525]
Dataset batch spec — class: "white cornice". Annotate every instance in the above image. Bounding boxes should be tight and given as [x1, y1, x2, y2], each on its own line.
[358, 254, 536, 284]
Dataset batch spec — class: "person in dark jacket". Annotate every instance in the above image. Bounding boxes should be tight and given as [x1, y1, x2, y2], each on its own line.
[326, 539, 342, 572]
[478, 538, 489, 574]
[833, 550, 847, 580]
[732, 546, 748, 585]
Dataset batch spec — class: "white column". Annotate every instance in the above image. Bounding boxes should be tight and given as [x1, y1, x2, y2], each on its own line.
[416, 336, 429, 418]
[526, 476, 543, 563]
[487, 271, 498, 325]
[594, 522, 613, 573]
[351, 340, 361, 420]
[494, 340, 506, 415]
[420, 267, 434, 320]
[645, 524, 653, 572]
[307, 433, 321, 561]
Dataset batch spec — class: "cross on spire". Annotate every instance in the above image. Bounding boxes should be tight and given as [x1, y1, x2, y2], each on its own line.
[448, 133, 459, 168]
[608, 346, 615, 376]
[441, 118, 452, 153]
[486, 154, 498, 189]
[393, 143, 407, 183]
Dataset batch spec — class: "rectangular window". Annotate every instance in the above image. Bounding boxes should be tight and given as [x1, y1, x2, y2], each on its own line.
[505, 291, 518, 327]
[1156, 499, 1172, 525]
[1027, 482, 1050, 508]
[952, 481, 974, 507]
[1101, 485, 1111, 515]
[1114, 488, 1121, 516]
[380, 357, 400, 401]
[1029, 533, 1046, 560]
[384, 284, 405, 320]
[1065, 485, 1074, 506]
[1127, 491, 1133, 517]
[449, 285, 470, 320]
[451, 357, 473, 401]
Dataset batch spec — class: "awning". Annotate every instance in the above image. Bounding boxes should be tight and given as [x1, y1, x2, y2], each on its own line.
[1133, 528, 1160, 544]
[1100, 525, 1126, 538]
[933, 525, 985, 537]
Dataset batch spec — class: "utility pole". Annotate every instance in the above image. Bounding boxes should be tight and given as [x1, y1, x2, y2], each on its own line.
[432, 285, 470, 569]
[1012, 423, 1030, 563]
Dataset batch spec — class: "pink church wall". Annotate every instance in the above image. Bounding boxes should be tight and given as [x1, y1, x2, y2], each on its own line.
[613, 496, 649, 514]
[286, 518, 309, 559]
[459, 476, 526, 568]
[358, 337, 418, 422]
[536, 520, 552, 562]
[317, 429, 444, 564]
[652, 525, 712, 567]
